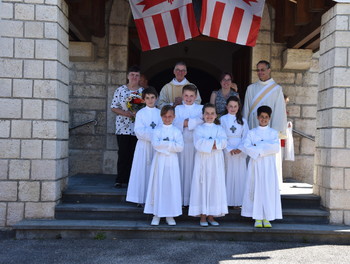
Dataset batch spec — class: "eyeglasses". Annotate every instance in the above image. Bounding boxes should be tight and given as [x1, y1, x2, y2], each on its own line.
[175, 69, 187, 73]
[256, 69, 267, 72]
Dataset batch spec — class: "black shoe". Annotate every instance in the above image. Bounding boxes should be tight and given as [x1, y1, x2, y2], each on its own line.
[114, 182, 122, 188]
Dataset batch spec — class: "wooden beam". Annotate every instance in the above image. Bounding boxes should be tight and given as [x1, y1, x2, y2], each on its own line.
[68, 6, 92, 41]
[295, 0, 312, 25]
[284, 0, 297, 36]
[90, 0, 106, 37]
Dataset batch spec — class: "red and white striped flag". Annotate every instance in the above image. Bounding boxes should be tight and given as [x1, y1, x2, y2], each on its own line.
[129, 0, 200, 51]
[200, 0, 265, 47]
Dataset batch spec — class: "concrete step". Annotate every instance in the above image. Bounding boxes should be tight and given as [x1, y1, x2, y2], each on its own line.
[14, 219, 350, 244]
[55, 203, 329, 224]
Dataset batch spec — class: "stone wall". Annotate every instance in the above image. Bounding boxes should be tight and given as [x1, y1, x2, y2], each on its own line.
[0, 0, 69, 227]
[252, 5, 318, 184]
[315, 3, 350, 225]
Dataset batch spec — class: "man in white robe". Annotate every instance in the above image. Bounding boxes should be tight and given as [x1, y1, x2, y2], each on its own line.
[158, 62, 201, 109]
[242, 60, 287, 187]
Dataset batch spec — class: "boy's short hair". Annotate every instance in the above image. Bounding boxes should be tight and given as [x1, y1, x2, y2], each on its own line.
[257, 105, 272, 117]
[182, 84, 197, 95]
[142, 87, 158, 99]
[161, 105, 175, 116]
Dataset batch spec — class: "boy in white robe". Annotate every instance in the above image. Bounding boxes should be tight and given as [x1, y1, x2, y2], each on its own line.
[126, 88, 162, 205]
[220, 96, 249, 208]
[189, 103, 228, 226]
[144, 105, 184, 226]
[174, 84, 203, 206]
[241, 105, 282, 228]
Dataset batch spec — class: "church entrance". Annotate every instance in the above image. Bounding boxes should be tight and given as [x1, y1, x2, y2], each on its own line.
[128, 20, 252, 104]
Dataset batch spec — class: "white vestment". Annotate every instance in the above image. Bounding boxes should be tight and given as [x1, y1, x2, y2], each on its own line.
[241, 126, 283, 221]
[144, 124, 184, 217]
[158, 78, 201, 109]
[189, 123, 228, 217]
[126, 106, 162, 204]
[220, 114, 249, 206]
[174, 103, 203, 206]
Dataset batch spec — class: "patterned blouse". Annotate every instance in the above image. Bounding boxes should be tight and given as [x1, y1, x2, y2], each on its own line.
[111, 85, 144, 135]
[214, 89, 239, 116]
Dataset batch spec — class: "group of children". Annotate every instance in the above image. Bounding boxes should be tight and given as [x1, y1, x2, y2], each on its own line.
[126, 84, 282, 228]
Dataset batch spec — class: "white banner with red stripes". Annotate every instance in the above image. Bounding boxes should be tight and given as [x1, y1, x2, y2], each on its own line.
[129, 0, 199, 51]
[200, 0, 265, 47]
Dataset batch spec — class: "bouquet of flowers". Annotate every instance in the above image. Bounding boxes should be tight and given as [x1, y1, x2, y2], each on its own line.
[126, 91, 145, 121]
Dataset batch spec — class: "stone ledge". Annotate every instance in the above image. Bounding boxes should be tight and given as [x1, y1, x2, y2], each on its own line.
[282, 49, 313, 70]
[69, 42, 95, 62]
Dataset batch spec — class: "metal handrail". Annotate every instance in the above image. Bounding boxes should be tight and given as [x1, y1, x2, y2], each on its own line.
[293, 128, 315, 141]
[69, 119, 97, 131]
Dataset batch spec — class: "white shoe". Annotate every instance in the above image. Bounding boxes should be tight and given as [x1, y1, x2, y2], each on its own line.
[151, 216, 160, 226]
[166, 217, 176, 226]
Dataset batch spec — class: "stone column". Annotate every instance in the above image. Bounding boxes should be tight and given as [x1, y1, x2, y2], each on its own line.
[0, 0, 69, 227]
[315, 3, 350, 225]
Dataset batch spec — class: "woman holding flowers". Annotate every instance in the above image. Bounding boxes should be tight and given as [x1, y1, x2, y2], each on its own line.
[111, 65, 144, 188]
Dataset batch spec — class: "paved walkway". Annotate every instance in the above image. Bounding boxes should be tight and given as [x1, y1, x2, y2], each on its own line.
[0, 238, 349, 264]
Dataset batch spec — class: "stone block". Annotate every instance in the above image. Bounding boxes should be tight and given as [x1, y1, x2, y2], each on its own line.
[301, 106, 317, 119]
[329, 210, 344, 225]
[318, 88, 346, 110]
[109, 25, 128, 45]
[0, 182, 18, 201]
[329, 189, 350, 209]
[41, 181, 61, 201]
[1, 20, 23, 38]
[43, 140, 68, 159]
[33, 79, 59, 98]
[344, 211, 350, 226]
[9, 159, 30, 180]
[334, 3, 350, 15]
[72, 85, 106, 98]
[69, 42, 96, 62]
[287, 155, 314, 184]
[25, 202, 55, 218]
[319, 48, 348, 72]
[0, 79, 12, 97]
[330, 149, 350, 167]
[252, 44, 270, 68]
[1, 2, 14, 19]
[271, 45, 284, 58]
[106, 134, 117, 150]
[33, 120, 62, 139]
[293, 86, 318, 105]
[103, 151, 117, 174]
[294, 118, 316, 137]
[319, 32, 335, 55]
[0, 98, 21, 118]
[108, 46, 128, 71]
[282, 49, 313, 70]
[0, 37, 14, 57]
[11, 120, 32, 138]
[19, 181, 40, 201]
[347, 130, 350, 148]
[0, 139, 20, 158]
[108, 72, 127, 86]
[272, 72, 296, 85]
[44, 22, 58, 39]
[303, 72, 318, 86]
[69, 135, 105, 150]
[322, 167, 345, 189]
[7, 202, 24, 226]
[15, 3, 34, 20]
[25, 0, 45, 4]
[43, 100, 69, 121]
[295, 73, 303, 86]
[0, 203, 6, 227]
[331, 108, 350, 127]
[347, 88, 350, 107]
[13, 79, 33, 98]
[24, 60, 44, 78]
[85, 72, 107, 85]
[317, 128, 345, 148]
[286, 105, 300, 117]
[69, 150, 102, 175]
[23, 99, 42, 119]
[0, 120, 10, 138]
[109, 0, 129, 25]
[31, 159, 58, 180]
[334, 30, 350, 47]
[35, 4, 58, 21]
[73, 59, 107, 71]
[69, 98, 106, 110]
[332, 67, 350, 87]
[0, 160, 8, 180]
[0, 59, 23, 78]
[300, 137, 315, 155]
[25, 21, 44, 38]
[21, 140, 42, 159]
[35, 39, 58, 59]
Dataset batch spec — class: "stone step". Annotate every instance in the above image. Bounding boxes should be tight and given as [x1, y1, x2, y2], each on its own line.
[55, 203, 329, 224]
[61, 189, 322, 209]
[14, 219, 350, 244]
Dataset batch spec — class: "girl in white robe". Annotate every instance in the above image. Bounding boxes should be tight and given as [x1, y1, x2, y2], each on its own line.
[220, 96, 249, 208]
[189, 103, 228, 226]
[174, 84, 203, 206]
[126, 88, 162, 205]
[241, 105, 282, 228]
[144, 105, 184, 226]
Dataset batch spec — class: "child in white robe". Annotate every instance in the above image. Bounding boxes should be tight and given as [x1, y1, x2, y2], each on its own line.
[144, 105, 184, 226]
[173, 84, 203, 206]
[126, 88, 162, 205]
[241, 105, 283, 228]
[220, 96, 249, 208]
[189, 103, 228, 226]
